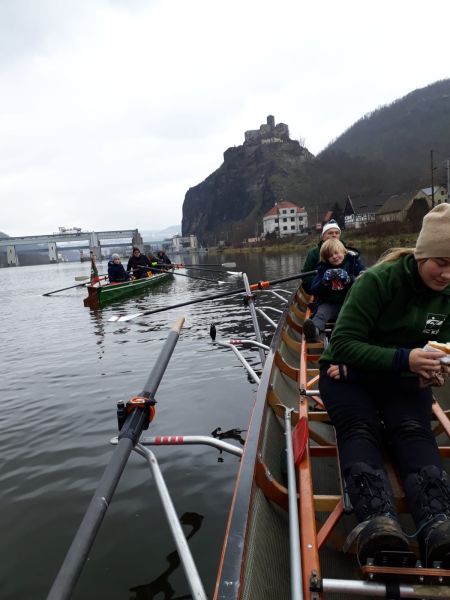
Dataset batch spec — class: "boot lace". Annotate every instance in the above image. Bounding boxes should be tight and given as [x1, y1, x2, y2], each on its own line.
[416, 473, 450, 531]
[347, 470, 394, 517]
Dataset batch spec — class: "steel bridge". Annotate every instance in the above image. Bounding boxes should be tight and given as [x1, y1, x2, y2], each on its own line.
[0, 229, 143, 266]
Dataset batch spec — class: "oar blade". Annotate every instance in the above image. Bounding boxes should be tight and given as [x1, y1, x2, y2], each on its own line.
[221, 262, 236, 268]
[108, 312, 142, 322]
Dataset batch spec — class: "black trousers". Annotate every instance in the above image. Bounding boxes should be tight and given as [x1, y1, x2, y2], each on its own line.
[319, 365, 441, 481]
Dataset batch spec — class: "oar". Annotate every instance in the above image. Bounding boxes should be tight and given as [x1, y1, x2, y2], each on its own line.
[43, 276, 108, 296]
[47, 318, 185, 600]
[74, 273, 107, 282]
[109, 270, 316, 322]
[179, 262, 236, 268]
[173, 264, 241, 276]
[134, 265, 227, 285]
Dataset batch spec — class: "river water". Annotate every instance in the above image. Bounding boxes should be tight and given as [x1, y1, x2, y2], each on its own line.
[1, 251, 311, 600]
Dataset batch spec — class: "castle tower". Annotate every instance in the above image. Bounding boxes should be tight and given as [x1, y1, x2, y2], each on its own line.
[267, 115, 275, 129]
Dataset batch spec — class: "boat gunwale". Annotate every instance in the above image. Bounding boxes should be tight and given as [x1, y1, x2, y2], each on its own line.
[213, 287, 298, 599]
[83, 272, 172, 307]
[97, 271, 170, 294]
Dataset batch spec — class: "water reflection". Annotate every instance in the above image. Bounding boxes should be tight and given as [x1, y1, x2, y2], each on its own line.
[89, 308, 106, 354]
[129, 512, 204, 600]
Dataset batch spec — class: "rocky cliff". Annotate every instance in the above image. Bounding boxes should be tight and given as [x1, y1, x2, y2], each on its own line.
[182, 116, 313, 245]
[182, 80, 450, 244]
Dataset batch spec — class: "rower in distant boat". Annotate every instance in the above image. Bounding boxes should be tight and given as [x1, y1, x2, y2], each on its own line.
[127, 247, 152, 279]
[146, 253, 160, 274]
[318, 203, 450, 567]
[108, 254, 131, 283]
[156, 250, 172, 270]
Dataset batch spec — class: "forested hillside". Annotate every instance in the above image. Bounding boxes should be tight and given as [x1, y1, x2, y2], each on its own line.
[319, 79, 450, 192]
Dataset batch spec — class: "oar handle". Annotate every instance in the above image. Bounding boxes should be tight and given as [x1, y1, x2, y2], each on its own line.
[172, 317, 185, 334]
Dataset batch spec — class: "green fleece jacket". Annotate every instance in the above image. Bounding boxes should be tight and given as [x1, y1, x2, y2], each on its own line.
[302, 244, 322, 290]
[320, 254, 450, 372]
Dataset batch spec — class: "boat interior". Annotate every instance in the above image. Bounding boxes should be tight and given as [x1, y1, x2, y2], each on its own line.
[215, 286, 450, 599]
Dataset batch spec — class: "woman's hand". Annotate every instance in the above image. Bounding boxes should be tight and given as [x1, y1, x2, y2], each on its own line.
[327, 364, 347, 379]
[409, 348, 445, 379]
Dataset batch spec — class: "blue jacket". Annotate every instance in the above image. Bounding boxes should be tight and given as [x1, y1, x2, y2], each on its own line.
[310, 251, 365, 306]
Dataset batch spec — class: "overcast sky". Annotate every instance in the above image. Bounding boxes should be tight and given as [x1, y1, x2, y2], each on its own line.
[1, 0, 449, 237]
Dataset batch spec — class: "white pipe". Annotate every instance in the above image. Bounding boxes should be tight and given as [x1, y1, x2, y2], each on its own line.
[134, 445, 207, 600]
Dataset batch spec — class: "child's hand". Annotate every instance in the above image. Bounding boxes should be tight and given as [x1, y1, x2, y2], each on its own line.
[322, 269, 334, 285]
[336, 269, 350, 284]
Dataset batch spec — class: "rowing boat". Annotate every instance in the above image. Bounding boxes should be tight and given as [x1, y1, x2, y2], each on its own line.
[214, 286, 450, 599]
[83, 272, 172, 308]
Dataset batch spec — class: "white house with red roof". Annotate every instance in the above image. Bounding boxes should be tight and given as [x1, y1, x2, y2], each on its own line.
[262, 201, 308, 237]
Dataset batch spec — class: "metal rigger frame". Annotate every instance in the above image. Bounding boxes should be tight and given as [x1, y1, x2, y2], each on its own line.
[46, 273, 291, 600]
[112, 274, 293, 598]
[211, 272, 292, 383]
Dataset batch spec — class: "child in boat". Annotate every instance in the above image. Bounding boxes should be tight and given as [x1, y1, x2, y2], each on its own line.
[301, 220, 360, 294]
[318, 203, 450, 567]
[107, 254, 131, 283]
[303, 238, 365, 343]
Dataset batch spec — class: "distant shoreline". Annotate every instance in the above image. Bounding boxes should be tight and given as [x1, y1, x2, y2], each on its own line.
[215, 231, 419, 255]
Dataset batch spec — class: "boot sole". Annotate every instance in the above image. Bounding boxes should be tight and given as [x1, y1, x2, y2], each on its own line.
[358, 532, 410, 564]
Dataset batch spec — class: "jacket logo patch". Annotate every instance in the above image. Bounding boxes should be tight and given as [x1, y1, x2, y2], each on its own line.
[422, 313, 446, 336]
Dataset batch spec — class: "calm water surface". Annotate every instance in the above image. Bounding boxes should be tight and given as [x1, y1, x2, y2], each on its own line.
[1, 251, 313, 600]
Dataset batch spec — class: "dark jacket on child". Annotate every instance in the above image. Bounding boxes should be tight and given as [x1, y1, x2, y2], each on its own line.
[310, 251, 365, 306]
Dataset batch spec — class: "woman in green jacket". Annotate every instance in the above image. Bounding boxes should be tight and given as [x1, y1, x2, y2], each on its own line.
[319, 203, 450, 567]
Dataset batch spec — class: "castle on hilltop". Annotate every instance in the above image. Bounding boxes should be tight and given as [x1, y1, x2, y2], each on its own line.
[244, 115, 290, 145]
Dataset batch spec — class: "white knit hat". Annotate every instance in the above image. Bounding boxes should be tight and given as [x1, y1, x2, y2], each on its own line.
[322, 220, 341, 237]
[414, 204, 450, 259]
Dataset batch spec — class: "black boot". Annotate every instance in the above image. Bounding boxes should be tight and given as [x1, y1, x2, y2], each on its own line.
[405, 465, 450, 566]
[303, 319, 319, 342]
[344, 462, 409, 564]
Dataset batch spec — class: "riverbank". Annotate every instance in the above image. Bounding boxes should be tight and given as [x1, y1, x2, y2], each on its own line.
[217, 230, 419, 255]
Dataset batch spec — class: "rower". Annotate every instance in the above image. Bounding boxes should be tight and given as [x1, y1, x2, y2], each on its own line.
[126, 247, 152, 279]
[318, 203, 450, 567]
[156, 250, 173, 271]
[108, 254, 131, 283]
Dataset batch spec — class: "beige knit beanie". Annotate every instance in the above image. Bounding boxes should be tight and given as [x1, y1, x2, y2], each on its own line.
[414, 203, 450, 259]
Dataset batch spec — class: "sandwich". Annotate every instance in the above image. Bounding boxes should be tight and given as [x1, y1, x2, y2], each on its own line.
[425, 340, 450, 366]
[427, 341, 450, 354]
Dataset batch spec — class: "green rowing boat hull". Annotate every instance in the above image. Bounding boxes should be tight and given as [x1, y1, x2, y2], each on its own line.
[83, 273, 172, 308]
